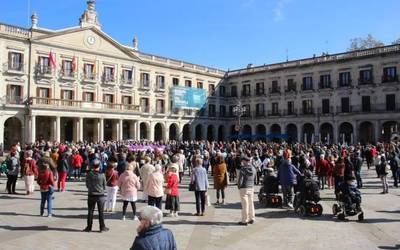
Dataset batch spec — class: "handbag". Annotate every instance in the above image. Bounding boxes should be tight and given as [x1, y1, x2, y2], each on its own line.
[189, 182, 196, 192]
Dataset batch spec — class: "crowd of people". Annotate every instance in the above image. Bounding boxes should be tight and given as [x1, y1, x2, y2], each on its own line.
[1, 139, 399, 249]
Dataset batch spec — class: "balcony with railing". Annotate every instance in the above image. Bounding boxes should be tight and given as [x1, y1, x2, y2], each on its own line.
[154, 107, 166, 116]
[82, 73, 98, 83]
[282, 109, 298, 116]
[255, 89, 266, 96]
[269, 87, 281, 95]
[241, 90, 252, 98]
[358, 77, 374, 86]
[102, 74, 116, 85]
[140, 106, 150, 114]
[268, 110, 281, 117]
[336, 79, 353, 88]
[351, 103, 400, 113]
[4, 96, 25, 105]
[30, 97, 140, 113]
[302, 108, 315, 115]
[284, 86, 297, 94]
[35, 65, 53, 77]
[139, 80, 151, 90]
[318, 81, 333, 90]
[317, 106, 334, 115]
[59, 70, 76, 80]
[382, 75, 399, 83]
[3, 62, 25, 74]
[254, 111, 266, 118]
[301, 84, 314, 92]
[336, 105, 352, 114]
[120, 77, 133, 86]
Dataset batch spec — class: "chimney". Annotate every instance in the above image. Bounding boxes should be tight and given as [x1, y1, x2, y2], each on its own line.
[31, 13, 38, 29]
[133, 37, 139, 51]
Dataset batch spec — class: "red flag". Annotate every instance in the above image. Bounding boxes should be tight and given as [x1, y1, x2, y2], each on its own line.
[49, 52, 56, 69]
[72, 56, 77, 72]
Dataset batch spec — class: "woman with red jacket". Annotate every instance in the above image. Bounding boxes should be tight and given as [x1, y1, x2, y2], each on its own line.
[37, 162, 55, 217]
[71, 150, 83, 181]
[105, 159, 119, 212]
[333, 156, 345, 194]
[165, 166, 180, 217]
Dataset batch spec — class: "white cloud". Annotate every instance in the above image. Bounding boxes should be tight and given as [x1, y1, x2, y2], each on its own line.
[273, 0, 292, 22]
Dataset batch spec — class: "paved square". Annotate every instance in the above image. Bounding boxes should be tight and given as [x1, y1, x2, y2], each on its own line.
[0, 167, 399, 250]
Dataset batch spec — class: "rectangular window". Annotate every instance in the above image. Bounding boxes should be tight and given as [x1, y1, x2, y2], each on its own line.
[141, 73, 150, 88]
[219, 105, 226, 117]
[362, 96, 371, 112]
[219, 86, 226, 97]
[38, 88, 50, 98]
[103, 67, 115, 82]
[271, 81, 279, 93]
[287, 101, 295, 114]
[359, 69, 373, 84]
[243, 104, 251, 116]
[140, 98, 149, 112]
[62, 90, 73, 100]
[272, 102, 279, 115]
[38, 56, 50, 74]
[185, 80, 192, 87]
[229, 105, 235, 116]
[83, 92, 94, 102]
[256, 103, 265, 116]
[302, 100, 313, 114]
[383, 67, 398, 82]
[302, 77, 313, 90]
[322, 99, 330, 113]
[320, 75, 331, 89]
[197, 82, 203, 89]
[62, 60, 73, 77]
[7, 85, 22, 104]
[156, 99, 165, 113]
[386, 94, 396, 111]
[341, 97, 350, 113]
[287, 79, 296, 92]
[103, 94, 114, 103]
[84, 63, 95, 79]
[172, 77, 179, 86]
[209, 84, 215, 96]
[256, 82, 265, 95]
[242, 84, 251, 96]
[208, 104, 216, 117]
[122, 69, 133, 84]
[339, 72, 351, 87]
[156, 75, 165, 90]
[8, 52, 23, 71]
[230, 86, 237, 97]
[122, 96, 132, 105]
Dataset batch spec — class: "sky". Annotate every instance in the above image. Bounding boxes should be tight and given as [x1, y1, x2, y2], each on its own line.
[1, 0, 400, 70]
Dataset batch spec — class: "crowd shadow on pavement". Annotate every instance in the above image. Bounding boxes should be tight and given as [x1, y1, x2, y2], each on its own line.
[0, 195, 40, 201]
[0, 225, 82, 232]
[163, 219, 239, 227]
[378, 245, 400, 250]
[376, 210, 400, 214]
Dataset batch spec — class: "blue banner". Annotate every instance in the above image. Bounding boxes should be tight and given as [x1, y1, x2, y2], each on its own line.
[171, 86, 206, 110]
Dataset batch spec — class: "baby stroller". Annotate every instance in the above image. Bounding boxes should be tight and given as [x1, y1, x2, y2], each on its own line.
[294, 172, 323, 217]
[332, 181, 364, 221]
[258, 168, 282, 207]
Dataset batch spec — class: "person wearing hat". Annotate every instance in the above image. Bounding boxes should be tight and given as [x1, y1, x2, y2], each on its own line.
[237, 155, 256, 225]
[130, 206, 177, 250]
[83, 159, 109, 232]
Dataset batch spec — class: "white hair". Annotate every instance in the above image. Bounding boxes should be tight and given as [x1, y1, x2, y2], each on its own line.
[139, 206, 163, 226]
[154, 164, 162, 172]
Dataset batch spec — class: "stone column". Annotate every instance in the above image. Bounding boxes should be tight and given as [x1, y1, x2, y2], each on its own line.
[333, 121, 338, 144]
[135, 121, 141, 140]
[79, 117, 83, 142]
[31, 115, 36, 143]
[297, 124, 302, 143]
[129, 121, 135, 140]
[352, 121, 358, 144]
[56, 116, 61, 142]
[149, 122, 155, 141]
[119, 119, 123, 141]
[99, 118, 104, 142]
[191, 124, 197, 141]
[374, 120, 381, 143]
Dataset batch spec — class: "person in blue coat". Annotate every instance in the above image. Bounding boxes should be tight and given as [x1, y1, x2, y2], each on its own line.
[278, 150, 301, 208]
[130, 206, 177, 250]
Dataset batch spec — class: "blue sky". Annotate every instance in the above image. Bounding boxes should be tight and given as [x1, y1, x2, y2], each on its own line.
[1, 0, 400, 70]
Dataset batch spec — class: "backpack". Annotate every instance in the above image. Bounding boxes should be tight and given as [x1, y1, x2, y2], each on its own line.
[23, 161, 32, 176]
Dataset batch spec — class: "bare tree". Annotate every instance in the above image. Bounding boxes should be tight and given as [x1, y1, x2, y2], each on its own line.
[347, 34, 385, 51]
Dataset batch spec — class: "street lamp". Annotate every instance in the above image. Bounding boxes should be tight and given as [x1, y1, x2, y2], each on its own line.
[233, 100, 247, 138]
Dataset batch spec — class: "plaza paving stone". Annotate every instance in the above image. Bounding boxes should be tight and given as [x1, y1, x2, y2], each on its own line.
[0, 167, 399, 250]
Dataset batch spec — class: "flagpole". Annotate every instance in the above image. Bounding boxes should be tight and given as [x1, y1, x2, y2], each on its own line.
[27, 0, 31, 27]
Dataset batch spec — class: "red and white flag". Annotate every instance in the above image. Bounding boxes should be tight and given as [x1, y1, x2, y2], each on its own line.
[49, 52, 56, 69]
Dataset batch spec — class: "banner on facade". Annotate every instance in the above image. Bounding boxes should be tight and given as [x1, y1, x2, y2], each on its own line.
[171, 86, 206, 110]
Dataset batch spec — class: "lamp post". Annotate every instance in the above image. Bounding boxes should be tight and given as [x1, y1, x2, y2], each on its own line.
[233, 100, 247, 139]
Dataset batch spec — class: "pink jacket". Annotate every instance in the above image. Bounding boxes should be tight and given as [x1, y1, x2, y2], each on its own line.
[145, 172, 164, 198]
[118, 170, 140, 199]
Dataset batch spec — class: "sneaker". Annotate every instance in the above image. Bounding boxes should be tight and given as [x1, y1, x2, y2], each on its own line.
[287, 203, 294, 209]
[248, 219, 255, 224]
[221, 200, 225, 205]
[100, 227, 109, 233]
[48, 214, 52, 218]
[133, 216, 138, 221]
[238, 222, 248, 226]
[82, 227, 91, 232]
[166, 213, 174, 217]
[122, 216, 126, 221]
[174, 212, 179, 217]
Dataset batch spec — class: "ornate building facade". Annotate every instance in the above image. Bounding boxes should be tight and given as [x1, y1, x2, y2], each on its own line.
[0, 1, 399, 148]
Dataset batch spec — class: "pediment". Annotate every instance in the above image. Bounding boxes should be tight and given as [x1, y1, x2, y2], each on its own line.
[32, 27, 140, 62]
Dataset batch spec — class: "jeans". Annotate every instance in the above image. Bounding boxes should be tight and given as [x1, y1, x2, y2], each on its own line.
[148, 196, 162, 210]
[281, 184, 294, 205]
[194, 191, 206, 214]
[355, 171, 363, 188]
[216, 189, 225, 200]
[73, 168, 81, 180]
[6, 174, 17, 194]
[86, 195, 106, 230]
[391, 170, 398, 187]
[239, 188, 255, 223]
[122, 200, 136, 217]
[40, 190, 53, 216]
[318, 176, 326, 190]
[58, 172, 67, 191]
[381, 175, 389, 193]
[105, 186, 118, 211]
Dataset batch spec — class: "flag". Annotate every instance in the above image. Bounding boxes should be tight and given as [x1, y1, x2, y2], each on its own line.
[72, 56, 77, 72]
[49, 52, 56, 69]
[93, 60, 96, 75]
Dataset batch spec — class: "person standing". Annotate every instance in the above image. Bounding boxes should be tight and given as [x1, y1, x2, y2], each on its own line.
[83, 159, 109, 232]
[278, 151, 301, 209]
[140, 156, 155, 202]
[57, 152, 69, 192]
[377, 155, 389, 194]
[165, 166, 180, 217]
[36, 162, 55, 217]
[213, 155, 228, 205]
[105, 159, 119, 212]
[146, 164, 164, 210]
[177, 150, 186, 183]
[237, 155, 256, 226]
[352, 151, 363, 189]
[316, 154, 329, 190]
[71, 150, 83, 181]
[118, 163, 141, 220]
[389, 152, 399, 188]
[191, 158, 209, 216]
[130, 206, 177, 250]
[6, 151, 19, 194]
[21, 150, 38, 195]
